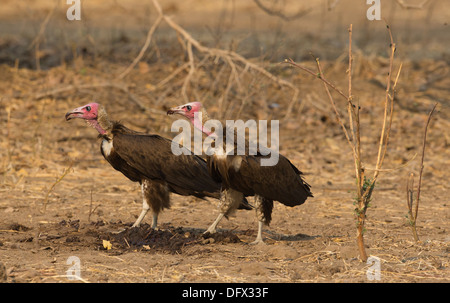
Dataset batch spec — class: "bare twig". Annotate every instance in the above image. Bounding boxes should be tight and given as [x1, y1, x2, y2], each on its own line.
[88, 188, 99, 222]
[406, 173, 414, 212]
[406, 102, 438, 242]
[415, 103, 437, 219]
[372, 24, 396, 183]
[365, 153, 417, 172]
[347, 25, 362, 199]
[42, 163, 73, 213]
[312, 56, 356, 158]
[154, 62, 190, 89]
[284, 58, 349, 100]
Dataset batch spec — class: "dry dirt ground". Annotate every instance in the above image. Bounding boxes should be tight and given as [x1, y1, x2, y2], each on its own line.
[0, 0, 449, 283]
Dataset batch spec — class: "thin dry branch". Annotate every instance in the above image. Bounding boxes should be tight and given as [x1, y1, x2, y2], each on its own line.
[372, 25, 396, 182]
[347, 25, 362, 199]
[365, 153, 417, 172]
[406, 102, 438, 241]
[406, 172, 415, 213]
[42, 163, 73, 213]
[88, 188, 100, 222]
[312, 56, 356, 158]
[154, 62, 190, 89]
[415, 103, 437, 219]
[284, 58, 349, 100]
[377, 62, 403, 172]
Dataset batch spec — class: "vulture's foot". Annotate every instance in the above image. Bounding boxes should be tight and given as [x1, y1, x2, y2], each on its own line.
[204, 213, 225, 235]
[249, 237, 266, 245]
[203, 227, 217, 236]
[249, 221, 265, 245]
[131, 222, 159, 231]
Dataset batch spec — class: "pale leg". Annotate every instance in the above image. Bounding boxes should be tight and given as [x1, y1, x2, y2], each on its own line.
[250, 221, 265, 245]
[204, 188, 243, 235]
[204, 213, 225, 234]
[151, 213, 158, 229]
[249, 195, 273, 245]
[132, 183, 151, 228]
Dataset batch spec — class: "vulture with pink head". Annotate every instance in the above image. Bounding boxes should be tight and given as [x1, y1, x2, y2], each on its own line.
[167, 102, 313, 244]
[65, 102, 251, 229]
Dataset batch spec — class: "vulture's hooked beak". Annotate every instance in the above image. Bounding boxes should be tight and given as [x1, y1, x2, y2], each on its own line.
[65, 109, 84, 121]
[166, 105, 184, 116]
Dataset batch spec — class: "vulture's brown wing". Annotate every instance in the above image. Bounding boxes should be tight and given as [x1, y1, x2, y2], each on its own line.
[112, 132, 220, 197]
[100, 141, 143, 183]
[212, 153, 312, 206]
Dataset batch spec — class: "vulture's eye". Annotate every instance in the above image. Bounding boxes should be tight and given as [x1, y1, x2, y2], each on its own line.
[186, 105, 192, 111]
[86, 106, 91, 112]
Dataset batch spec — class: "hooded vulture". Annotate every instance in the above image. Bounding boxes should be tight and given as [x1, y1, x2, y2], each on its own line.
[167, 102, 313, 244]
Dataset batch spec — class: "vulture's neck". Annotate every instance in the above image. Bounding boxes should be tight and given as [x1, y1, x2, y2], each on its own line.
[192, 109, 216, 137]
[88, 107, 113, 137]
